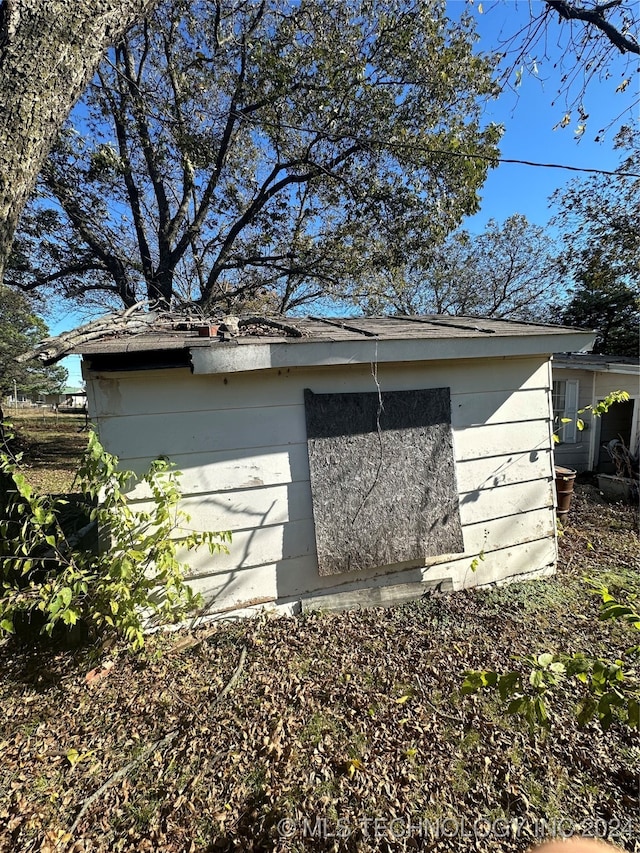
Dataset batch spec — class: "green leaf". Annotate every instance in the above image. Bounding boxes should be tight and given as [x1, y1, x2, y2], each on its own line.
[534, 696, 548, 725]
[0, 424, 222, 651]
[507, 696, 526, 715]
[601, 602, 638, 622]
[62, 609, 78, 626]
[576, 695, 598, 727]
[597, 695, 614, 730]
[529, 669, 544, 688]
[497, 671, 520, 700]
[66, 748, 80, 766]
[461, 671, 483, 694]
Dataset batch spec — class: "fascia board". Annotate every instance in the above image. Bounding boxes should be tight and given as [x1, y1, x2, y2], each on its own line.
[553, 360, 640, 376]
[190, 332, 597, 375]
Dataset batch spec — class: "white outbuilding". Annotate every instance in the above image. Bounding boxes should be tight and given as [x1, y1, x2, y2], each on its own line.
[61, 314, 594, 616]
[552, 353, 640, 474]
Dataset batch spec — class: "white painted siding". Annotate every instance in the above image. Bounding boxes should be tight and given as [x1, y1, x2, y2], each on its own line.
[552, 366, 640, 472]
[87, 355, 557, 613]
[593, 370, 640, 401]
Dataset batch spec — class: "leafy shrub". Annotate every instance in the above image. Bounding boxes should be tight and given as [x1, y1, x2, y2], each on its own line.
[462, 580, 640, 732]
[0, 428, 230, 649]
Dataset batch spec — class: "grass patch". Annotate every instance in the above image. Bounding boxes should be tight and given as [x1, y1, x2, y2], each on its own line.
[5, 409, 87, 494]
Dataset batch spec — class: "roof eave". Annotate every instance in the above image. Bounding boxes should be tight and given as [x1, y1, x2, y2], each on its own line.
[553, 355, 640, 376]
[189, 331, 597, 375]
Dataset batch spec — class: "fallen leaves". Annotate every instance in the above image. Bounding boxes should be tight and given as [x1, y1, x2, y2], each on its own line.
[0, 487, 638, 852]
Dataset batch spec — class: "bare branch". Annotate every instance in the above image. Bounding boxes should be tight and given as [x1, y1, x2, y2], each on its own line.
[545, 0, 639, 54]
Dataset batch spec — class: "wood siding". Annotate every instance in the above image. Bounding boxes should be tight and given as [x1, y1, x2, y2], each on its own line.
[553, 366, 640, 472]
[86, 356, 557, 613]
[593, 371, 640, 401]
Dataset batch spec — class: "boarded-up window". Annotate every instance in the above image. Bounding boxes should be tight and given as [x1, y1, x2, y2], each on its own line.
[304, 388, 464, 576]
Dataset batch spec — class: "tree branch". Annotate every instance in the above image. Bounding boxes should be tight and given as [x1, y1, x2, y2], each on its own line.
[545, 0, 640, 54]
[98, 66, 155, 285]
[41, 165, 137, 306]
[161, 24, 196, 248]
[118, 42, 173, 240]
[14, 261, 108, 291]
[203, 143, 362, 301]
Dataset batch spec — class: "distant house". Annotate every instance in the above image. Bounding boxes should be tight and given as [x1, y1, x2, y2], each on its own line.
[2, 391, 34, 406]
[552, 354, 640, 474]
[3, 387, 54, 407]
[44, 386, 87, 411]
[29, 313, 589, 619]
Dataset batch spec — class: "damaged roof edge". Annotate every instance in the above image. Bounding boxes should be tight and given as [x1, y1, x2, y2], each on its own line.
[553, 353, 640, 375]
[188, 331, 596, 375]
[18, 310, 597, 371]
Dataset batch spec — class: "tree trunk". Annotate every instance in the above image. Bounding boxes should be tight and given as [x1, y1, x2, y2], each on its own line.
[0, 0, 160, 283]
[147, 265, 174, 310]
[0, 400, 12, 526]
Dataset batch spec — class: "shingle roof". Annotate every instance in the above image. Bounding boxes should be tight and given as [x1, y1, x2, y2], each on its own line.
[18, 310, 595, 369]
[72, 314, 593, 356]
[554, 352, 639, 369]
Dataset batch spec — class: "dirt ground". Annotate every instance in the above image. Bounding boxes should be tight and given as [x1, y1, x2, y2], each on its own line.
[0, 485, 638, 853]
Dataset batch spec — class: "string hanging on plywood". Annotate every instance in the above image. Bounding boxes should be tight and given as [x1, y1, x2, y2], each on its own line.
[350, 341, 385, 527]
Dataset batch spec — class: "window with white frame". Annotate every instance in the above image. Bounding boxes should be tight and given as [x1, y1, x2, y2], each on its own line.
[552, 379, 579, 443]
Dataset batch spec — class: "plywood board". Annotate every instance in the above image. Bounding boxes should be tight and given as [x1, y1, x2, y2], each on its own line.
[304, 387, 464, 576]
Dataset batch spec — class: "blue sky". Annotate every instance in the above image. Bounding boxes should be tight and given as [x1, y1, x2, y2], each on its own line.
[52, 0, 638, 386]
[456, 0, 636, 230]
